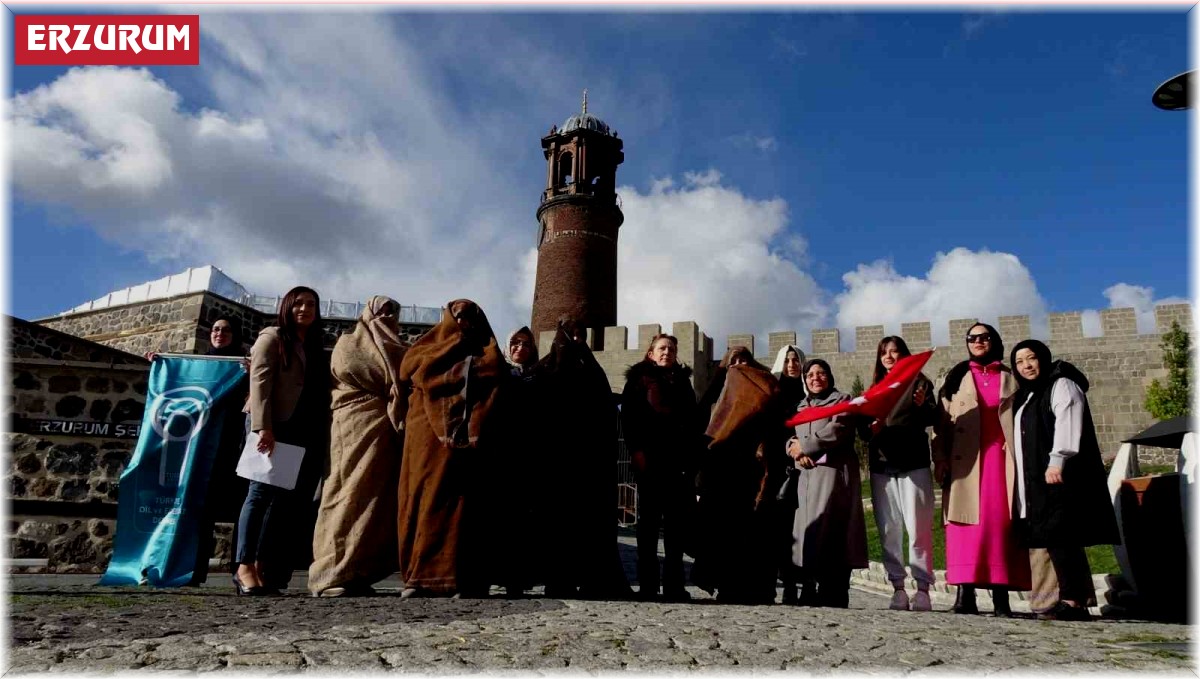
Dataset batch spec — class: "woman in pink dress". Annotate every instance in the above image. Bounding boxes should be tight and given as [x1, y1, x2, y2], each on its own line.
[932, 323, 1031, 616]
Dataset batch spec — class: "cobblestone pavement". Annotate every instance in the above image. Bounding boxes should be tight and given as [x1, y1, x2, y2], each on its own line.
[7, 572, 1195, 673]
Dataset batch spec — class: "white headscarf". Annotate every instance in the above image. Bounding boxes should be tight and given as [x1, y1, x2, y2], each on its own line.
[770, 344, 806, 377]
[504, 326, 538, 374]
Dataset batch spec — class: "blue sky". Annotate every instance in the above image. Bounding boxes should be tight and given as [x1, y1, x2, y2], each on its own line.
[7, 9, 1190, 349]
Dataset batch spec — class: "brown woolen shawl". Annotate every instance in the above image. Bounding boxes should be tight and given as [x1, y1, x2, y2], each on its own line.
[309, 296, 408, 593]
[396, 299, 504, 592]
[703, 361, 781, 508]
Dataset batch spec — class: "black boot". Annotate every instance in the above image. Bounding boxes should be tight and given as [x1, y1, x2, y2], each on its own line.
[953, 585, 978, 614]
[991, 588, 1012, 618]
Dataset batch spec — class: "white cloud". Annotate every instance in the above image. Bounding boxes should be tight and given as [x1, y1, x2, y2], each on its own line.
[834, 248, 1048, 348]
[1080, 283, 1189, 336]
[8, 15, 592, 337]
[608, 171, 830, 353]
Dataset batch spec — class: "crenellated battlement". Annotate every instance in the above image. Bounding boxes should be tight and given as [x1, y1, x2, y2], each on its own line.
[571, 303, 1191, 459]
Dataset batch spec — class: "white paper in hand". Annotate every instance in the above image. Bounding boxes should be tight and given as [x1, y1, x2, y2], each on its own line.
[236, 432, 305, 490]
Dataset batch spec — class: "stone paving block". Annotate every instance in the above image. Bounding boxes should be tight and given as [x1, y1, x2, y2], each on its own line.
[225, 652, 304, 668]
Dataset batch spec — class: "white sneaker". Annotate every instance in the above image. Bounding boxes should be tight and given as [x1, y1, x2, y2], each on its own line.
[889, 589, 910, 611]
[911, 590, 932, 612]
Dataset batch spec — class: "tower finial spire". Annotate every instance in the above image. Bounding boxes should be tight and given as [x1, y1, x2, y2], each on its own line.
[582, 88, 588, 115]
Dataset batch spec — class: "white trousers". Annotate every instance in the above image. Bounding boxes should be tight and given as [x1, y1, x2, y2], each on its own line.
[870, 468, 935, 588]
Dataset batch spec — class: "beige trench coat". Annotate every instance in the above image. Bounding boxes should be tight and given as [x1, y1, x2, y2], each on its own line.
[930, 365, 1019, 525]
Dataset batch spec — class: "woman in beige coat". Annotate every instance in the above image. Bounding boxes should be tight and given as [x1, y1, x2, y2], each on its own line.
[931, 323, 1031, 616]
[308, 296, 408, 597]
[235, 286, 331, 595]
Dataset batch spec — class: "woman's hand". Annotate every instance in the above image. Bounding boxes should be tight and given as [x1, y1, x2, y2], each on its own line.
[1045, 466, 1063, 485]
[241, 357, 251, 372]
[913, 384, 927, 407]
[933, 459, 949, 486]
[795, 454, 816, 469]
[143, 351, 158, 362]
[786, 437, 801, 459]
[257, 430, 276, 457]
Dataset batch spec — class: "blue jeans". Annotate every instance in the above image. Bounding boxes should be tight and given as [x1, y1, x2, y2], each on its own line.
[235, 480, 281, 565]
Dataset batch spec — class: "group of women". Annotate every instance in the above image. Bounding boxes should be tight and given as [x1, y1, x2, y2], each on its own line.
[617, 322, 1117, 620]
[198, 287, 1117, 620]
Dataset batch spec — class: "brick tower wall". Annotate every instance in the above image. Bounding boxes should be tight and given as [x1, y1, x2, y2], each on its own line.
[530, 196, 622, 343]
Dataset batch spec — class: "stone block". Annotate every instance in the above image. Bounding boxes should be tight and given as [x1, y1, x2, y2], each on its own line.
[768, 332, 798, 361]
[673, 322, 700, 359]
[726, 334, 754, 356]
[900, 322, 932, 351]
[1048, 311, 1083, 342]
[604, 326, 628, 352]
[54, 395, 86, 418]
[998, 315, 1031, 343]
[948, 318, 979, 345]
[811, 329, 839, 355]
[1155, 303, 1192, 335]
[637, 324, 662, 353]
[48, 376, 81, 394]
[856, 325, 885, 353]
[1100, 308, 1137, 337]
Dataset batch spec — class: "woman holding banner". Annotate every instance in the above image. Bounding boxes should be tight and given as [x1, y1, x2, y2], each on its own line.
[782, 359, 868, 608]
[932, 323, 1030, 616]
[859, 336, 937, 612]
[234, 286, 331, 596]
[308, 296, 407, 598]
[190, 318, 250, 587]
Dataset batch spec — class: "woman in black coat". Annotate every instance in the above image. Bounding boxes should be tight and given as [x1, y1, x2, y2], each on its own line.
[621, 333, 700, 602]
[1011, 339, 1119, 621]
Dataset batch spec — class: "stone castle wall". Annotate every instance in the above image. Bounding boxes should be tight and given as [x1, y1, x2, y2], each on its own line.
[6, 301, 433, 573]
[38, 291, 431, 356]
[554, 303, 1192, 461]
[6, 318, 151, 571]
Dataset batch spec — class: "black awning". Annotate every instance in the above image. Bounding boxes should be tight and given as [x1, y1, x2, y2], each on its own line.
[1123, 416, 1195, 449]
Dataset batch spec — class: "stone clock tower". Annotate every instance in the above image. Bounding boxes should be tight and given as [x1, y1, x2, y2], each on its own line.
[530, 92, 625, 345]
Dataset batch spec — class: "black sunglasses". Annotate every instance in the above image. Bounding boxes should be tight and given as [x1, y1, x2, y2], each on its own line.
[966, 333, 992, 344]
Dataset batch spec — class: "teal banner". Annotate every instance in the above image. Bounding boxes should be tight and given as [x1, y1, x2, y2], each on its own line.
[100, 355, 246, 587]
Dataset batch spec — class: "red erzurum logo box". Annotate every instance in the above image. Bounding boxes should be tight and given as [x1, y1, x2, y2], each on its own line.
[14, 15, 199, 66]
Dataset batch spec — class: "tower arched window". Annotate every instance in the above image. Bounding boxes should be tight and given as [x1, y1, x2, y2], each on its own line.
[558, 152, 574, 185]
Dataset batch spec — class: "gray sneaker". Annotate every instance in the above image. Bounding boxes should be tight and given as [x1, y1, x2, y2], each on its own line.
[911, 590, 932, 612]
[889, 589, 910, 611]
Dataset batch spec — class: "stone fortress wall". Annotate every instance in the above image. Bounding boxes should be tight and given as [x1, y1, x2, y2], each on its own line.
[544, 303, 1193, 461]
[36, 290, 431, 356]
[6, 294, 435, 572]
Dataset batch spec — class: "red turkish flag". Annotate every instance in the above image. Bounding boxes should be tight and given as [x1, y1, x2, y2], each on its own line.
[784, 350, 935, 428]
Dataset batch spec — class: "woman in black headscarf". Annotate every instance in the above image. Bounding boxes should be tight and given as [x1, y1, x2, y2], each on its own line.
[1010, 339, 1118, 621]
[932, 323, 1029, 616]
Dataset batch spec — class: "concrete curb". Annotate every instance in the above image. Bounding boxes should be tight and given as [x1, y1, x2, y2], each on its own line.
[850, 560, 1109, 615]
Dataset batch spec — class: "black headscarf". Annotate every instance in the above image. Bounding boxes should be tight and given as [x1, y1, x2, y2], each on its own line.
[966, 322, 1005, 365]
[801, 358, 835, 400]
[1010, 338, 1054, 404]
[205, 318, 244, 357]
[939, 323, 1005, 402]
